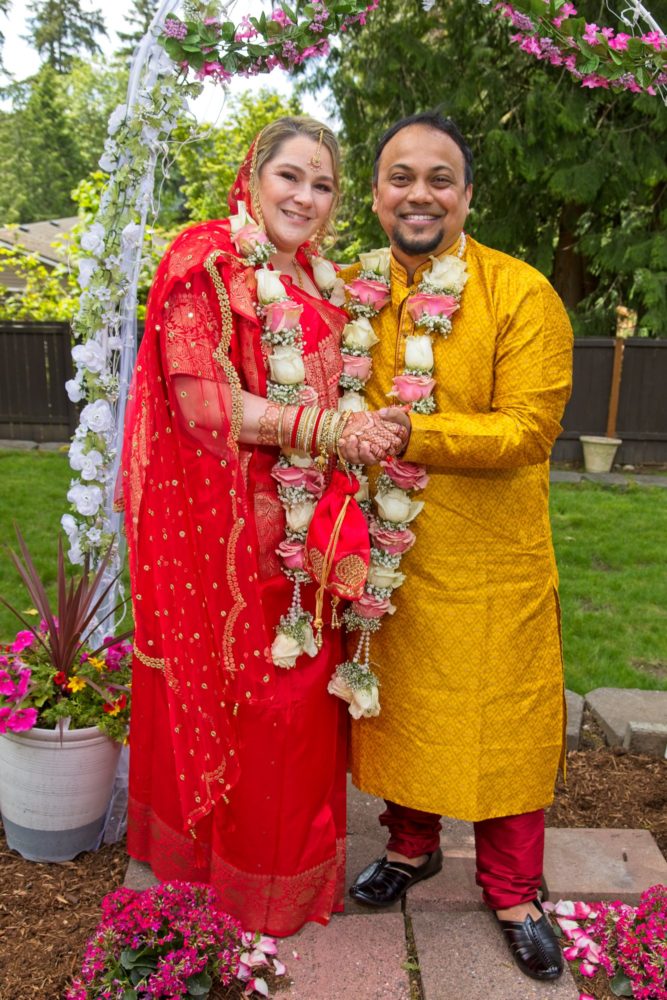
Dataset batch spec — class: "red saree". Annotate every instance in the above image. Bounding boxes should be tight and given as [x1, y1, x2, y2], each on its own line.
[119, 181, 348, 933]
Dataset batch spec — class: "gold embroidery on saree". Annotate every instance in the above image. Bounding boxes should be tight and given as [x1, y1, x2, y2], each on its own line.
[204, 251, 244, 443]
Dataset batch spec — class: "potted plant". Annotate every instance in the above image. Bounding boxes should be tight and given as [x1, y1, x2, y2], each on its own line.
[0, 527, 133, 862]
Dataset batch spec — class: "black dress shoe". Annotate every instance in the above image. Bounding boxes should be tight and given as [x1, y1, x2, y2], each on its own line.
[349, 848, 443, 907]
[496, 898, 564, 981]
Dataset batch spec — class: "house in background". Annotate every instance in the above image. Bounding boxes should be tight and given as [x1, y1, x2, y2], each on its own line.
[0, 217, 78, 291]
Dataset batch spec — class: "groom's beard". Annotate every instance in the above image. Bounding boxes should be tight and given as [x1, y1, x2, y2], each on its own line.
[391, 225, 444, 259]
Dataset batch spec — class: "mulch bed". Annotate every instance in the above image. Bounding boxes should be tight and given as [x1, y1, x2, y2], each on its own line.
[1, 715, 664, 1000]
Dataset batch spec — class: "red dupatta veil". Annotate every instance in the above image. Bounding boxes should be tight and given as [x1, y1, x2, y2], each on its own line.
[119, 141, 282, 836]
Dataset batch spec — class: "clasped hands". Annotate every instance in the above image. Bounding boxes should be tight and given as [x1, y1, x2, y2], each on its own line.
[338, 407, 412, 465]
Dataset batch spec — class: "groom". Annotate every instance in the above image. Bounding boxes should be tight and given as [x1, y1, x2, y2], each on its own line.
[344, 112, 573, 982]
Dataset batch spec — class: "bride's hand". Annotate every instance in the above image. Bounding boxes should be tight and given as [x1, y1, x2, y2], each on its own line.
[338, 411, 408, 465]
[377, 406, 412, 450]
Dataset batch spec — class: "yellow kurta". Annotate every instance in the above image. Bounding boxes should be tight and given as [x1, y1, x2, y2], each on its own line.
[342, 236, 573, 822]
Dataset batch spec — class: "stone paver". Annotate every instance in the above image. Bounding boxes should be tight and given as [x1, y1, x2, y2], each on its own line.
[282, 912, 410, 1000]
[623, 721, 667, 758]
[586, 687, 667, 746]
[405, 854, 482, 915]
[0, 438, 37, 450]
[124, 857, 158, 891]
[549, 470, 583, 483]
[412, 911, 580, 1000]
[565, 689, 584, 751]
[544, 828, 667, 904]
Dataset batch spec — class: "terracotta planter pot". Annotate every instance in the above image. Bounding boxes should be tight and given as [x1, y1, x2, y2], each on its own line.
[0, 725, 121, 862]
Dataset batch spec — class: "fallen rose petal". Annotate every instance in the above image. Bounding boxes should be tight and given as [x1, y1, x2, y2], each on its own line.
[237, 961, 251, 982]
[573, 901, 594, 920]
[579, 994, 596, 1000]
[292, 950, 300, 959]
[556, 917, 581, 939]
[541, 900, 556, 912]
[554, 900, 576, 916]
[248, 948, 269, 967]
[563, 945, 581, 961]
[256, 935, 278, 955]
[579, 961, 597, 978]
[273, 959, 286, 976]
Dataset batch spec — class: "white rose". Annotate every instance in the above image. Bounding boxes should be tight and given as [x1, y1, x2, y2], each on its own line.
[65, 378, 84, 403]
[77, 257, 97, 289]
[67, 482, 103, 516]
[427, 254, 469, 293]
[256, 267, 286, 304]
[285, 501, 316, 533]
[80, 450, 104, 481]
[121, 222, 142, 250]
[268, 346, 305, 385]
[311, 256, 337, 292]
[376, 488, 424, 524]
[359, 247, 391, 280]
[72, 340, 106, 374]
[349, 684, 381, 720]
[327, 673, 353, 704]
[329, 277, 348, 308]
[68, 438, 86, 471]
[107, 104, 127, 136]
[80, 399, 113, 434]
[338, 392, 367, 413]
[61, 514, 78, 539]
[404, 334, 434, 371]
[301, 622, 318, 658]
[367, 564, 406, 590]
[68, 540, 84, 565]
[286, 452, 313, 468]
[354, 475, 370, 502]
[79, 223, 106, 256]
[229, 201, 250, 234]
[342, 317, 380, 351]
[271, 631, 301, 669]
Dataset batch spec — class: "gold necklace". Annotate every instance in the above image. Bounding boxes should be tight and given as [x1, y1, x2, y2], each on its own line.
[292, 257, 305, 289]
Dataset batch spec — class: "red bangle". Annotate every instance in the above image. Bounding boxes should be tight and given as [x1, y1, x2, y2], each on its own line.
[311, 408, 325, 453]
[290, 405, 305, 449]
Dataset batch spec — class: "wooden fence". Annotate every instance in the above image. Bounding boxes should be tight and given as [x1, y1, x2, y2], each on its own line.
[1, 323, 666, 463]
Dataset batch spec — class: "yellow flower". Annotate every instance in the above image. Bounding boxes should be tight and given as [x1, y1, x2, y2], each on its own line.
[22, 608, 39, 616]
[87, 656, 105, 672]
[67, 676, 87, 693]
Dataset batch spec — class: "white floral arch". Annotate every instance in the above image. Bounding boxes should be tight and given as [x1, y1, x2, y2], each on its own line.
[63, 0, 666, 639]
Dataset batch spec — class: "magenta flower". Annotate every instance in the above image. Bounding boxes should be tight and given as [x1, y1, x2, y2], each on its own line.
[6, 706, 38, 732]
[10, 630, 35, 653]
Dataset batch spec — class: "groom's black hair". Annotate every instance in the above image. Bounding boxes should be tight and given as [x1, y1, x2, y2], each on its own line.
[372, 112, 473, 187]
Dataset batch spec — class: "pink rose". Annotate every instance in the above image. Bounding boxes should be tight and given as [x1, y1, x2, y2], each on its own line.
[369, 520, 416, 555]
[231, 221, 271, 257]
[10, 631, 35, 653]
[276, 538, 305, 570]
[301, 467, 326, 496]
[341, 353, 372, 381]
[352, 591, 395, 619]
[299, 385, 319, 405]
[264, 298, 303, 333]
[407, 293, 459, 322]
[346, 278, 391, 311]
[272, 464, 309, 489]
[389, 374, 436, 403]
[381, 459, 429, 491]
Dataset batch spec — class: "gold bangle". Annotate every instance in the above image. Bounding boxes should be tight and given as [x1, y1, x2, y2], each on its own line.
[296, 406, 319, 454]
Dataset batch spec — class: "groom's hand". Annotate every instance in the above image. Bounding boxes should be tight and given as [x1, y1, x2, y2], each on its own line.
[377, 406, 412, 453]
[338, 411, 408, 465]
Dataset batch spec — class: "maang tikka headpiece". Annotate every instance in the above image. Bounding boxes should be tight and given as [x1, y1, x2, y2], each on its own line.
[309, 129, 324, 170]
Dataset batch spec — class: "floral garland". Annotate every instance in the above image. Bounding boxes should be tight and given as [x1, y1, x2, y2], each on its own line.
[160, 0, 380, 82]
[487, 0, 667, 97]
[328, 242, 469, 719]
[226, 203, 341, 671]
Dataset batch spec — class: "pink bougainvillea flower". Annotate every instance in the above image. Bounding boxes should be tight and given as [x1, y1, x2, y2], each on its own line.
[346, 277, 390, 310]
[10, 630, 35, 653]
[407, 292, 459, 321]
[264, 298, 303, 333]
[389, 374, 436, 403]
[341, 353, 373, 381]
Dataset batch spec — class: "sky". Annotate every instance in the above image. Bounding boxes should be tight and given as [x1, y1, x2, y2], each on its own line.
[1, 0, 328, 123]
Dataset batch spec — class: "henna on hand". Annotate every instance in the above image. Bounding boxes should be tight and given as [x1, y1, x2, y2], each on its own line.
[338, 411, 408, 465]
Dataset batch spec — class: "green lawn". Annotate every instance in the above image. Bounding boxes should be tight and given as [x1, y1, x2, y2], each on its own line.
[1, 451, 666, 695]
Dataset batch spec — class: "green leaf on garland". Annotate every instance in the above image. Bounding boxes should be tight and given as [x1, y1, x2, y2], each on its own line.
[610, 971, 634, 997]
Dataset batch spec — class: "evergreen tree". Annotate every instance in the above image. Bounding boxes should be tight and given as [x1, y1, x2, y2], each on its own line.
[115, 0, 154, 59]
[305, 0, 667, 335]
[25, 0, 106, 73]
